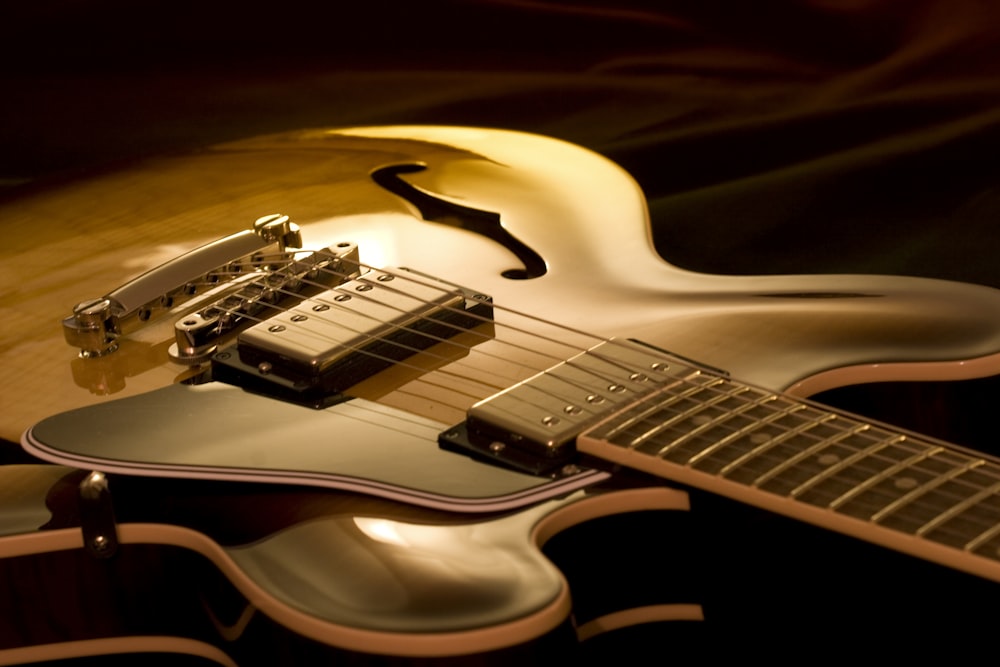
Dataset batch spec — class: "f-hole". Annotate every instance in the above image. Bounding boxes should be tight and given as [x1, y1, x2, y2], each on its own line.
[371, 164, 546, 279]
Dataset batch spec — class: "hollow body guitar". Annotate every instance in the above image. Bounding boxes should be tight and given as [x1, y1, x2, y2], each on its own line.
[4, 126, 1000, 664]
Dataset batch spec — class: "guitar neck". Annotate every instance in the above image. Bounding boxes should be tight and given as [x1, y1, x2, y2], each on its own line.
[577, 365, 1000, 583]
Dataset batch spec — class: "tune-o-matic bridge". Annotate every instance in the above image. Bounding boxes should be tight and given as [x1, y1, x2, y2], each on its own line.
[63, 214, 316, 358]
[211, 268, 494, 408]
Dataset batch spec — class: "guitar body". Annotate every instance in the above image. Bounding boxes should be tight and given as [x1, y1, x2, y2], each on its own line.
[5, 126, 1000, 445]
[4, 126, 1000, 662]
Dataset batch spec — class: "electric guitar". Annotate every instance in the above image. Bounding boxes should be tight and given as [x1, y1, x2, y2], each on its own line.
[4, 126, 1000, 664]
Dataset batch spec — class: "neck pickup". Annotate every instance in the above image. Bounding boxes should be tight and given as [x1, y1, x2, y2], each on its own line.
[455, 337, 1000, 583]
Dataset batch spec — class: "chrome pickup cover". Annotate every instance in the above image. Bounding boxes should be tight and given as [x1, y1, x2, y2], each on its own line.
[462, 339, 702, 463]
[211, 268, 493, 407]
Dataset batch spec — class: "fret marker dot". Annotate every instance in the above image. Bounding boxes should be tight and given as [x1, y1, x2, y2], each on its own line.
[894, 477, 918, 490]
[818, 453, 839, 466]
[691, 415, 711, 426]
[750, 433, 772, 444]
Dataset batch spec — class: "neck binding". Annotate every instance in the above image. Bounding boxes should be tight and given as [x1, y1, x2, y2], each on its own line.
[577, 365, 1000, 582]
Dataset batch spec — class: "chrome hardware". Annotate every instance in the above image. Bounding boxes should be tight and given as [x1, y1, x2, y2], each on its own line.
[79, 471, 118, 559]
[212, 269, 494, 408]
[63, 298, 121, 358]
[461, 340, 683, 462]
[254, 213, 303, 249]
[168, 242, 361, 364]
[63, 215, 307, 358]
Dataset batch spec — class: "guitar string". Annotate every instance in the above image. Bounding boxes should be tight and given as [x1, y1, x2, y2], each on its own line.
[197, 251, 1000, 468]
[198, 252, 998, 468]
[198, 250, 622, 367]
[173, 257, 537, 395]
[196, 253, 585, 377]
[620, 373, 1000, 496]
[192, 255, 641, 400]
[607, 373, 1000, 550]
[194, 270, 543, 398]
[192, 261, 675, 454]
[178, 254, 1000, 549]
[604, 377, 1000, 535]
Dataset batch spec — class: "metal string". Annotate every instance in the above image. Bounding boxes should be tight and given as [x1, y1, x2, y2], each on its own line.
[186, 251, 1000, 553]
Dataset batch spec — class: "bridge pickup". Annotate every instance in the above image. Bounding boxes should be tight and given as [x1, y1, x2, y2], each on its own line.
[169, 242, 361, 364]
[212, 268, 494, 408]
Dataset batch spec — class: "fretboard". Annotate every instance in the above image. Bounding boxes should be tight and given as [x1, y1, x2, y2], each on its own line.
[577, 366, 1000, 582]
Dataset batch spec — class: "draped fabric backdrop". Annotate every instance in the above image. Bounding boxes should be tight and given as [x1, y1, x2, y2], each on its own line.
[4, 0, 1000, 659]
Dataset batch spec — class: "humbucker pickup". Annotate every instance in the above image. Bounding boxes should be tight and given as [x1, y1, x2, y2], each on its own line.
[212, 268, 494, 408]
[441, 340, 718, 475]
[169, 242, 362, 364]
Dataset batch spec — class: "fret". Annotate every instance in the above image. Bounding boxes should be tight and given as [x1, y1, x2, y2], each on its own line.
[915, 477, 1000, 552]
[593, 369, 716, 444]
[624, 376, 744, 453]
[605, 382, 759, 460]
[589, 378, 1000, 538]
[685, 399, 810, 468]
[684, 408, 828, 479]
[827, 444, 944, 511]
[644, 386, 790, 464]
[751, 420, 870, 489]
[709, 410, 838, 481]
[964, 503, 1000, 554]
[639, 396, 787, 466]
[830, 448, 993, 525]
[789, 435, 900, 500]
[870, 458, 985, 526]
[727, 422, 912, 500]
[853, 450, 989, 534]
[623, 378, 826, 472]
[571, 346, 1000, 585]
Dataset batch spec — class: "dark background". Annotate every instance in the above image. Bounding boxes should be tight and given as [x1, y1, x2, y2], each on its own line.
[5, 0, 1000, 284]
[5, 0, 1000, 659]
